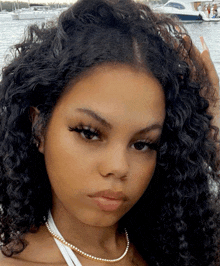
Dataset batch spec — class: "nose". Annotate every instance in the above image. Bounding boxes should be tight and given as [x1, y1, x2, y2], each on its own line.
[98, 144, 129, 179]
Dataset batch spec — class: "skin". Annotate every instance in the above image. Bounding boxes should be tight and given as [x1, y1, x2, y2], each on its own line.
[0, 63, 165, 265]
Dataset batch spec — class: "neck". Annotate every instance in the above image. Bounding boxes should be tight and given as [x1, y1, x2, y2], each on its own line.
[48, 204, 126, 258]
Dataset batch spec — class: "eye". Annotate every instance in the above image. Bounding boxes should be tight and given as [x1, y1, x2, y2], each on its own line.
[132, 141, 149, 151]
[69, 125, 100, 141]
[131, 140, 158, 152]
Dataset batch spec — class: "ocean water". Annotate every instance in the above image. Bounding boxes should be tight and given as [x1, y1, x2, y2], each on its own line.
[0, 13, 54, 71]
[0, 13, 219, 77]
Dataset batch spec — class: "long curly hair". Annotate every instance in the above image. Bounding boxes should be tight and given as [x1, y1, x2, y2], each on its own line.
[0, 0, 219, 264]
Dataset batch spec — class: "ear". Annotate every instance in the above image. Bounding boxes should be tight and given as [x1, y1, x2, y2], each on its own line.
[29, 106, 45, 154]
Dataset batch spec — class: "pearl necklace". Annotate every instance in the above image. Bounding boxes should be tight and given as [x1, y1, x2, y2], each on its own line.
[45, 221, 130, 263]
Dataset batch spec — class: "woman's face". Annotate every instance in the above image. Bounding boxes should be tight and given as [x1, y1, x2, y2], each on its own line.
[40, 64, 165, 227]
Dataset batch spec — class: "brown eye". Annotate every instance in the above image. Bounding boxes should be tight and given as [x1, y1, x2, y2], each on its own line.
[69, 126, 100, 141]
[81, 128, 99, 140]
[132, 141, 149, 151]
[131, 140, 159, 152]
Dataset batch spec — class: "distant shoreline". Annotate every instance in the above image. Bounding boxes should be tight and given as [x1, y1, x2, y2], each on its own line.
[0, 1, 77, 12]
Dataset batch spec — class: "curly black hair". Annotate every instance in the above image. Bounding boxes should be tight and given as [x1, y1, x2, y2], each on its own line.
[0, 0, 219, 265]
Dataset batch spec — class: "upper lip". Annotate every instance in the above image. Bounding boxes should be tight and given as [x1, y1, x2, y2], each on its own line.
[89, 189, 128, 201]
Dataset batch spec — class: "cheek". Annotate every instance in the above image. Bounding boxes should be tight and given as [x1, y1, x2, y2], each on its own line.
[43, 129, 94, 195]
[128, 155, 157, 202]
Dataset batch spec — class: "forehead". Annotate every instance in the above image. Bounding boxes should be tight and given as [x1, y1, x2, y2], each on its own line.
[55, 64, 165, 128]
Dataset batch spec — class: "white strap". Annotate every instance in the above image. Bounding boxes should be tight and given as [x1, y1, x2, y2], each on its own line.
[48, 211, 82, 266]
[54, 238, 77, 266]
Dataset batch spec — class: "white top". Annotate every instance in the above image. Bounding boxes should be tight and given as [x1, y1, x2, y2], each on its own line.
[47, 211, 82, 266]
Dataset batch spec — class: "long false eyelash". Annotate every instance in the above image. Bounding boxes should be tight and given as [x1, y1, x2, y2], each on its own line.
[69, 124, 160, 150]
[134, 140, 160, 151]
[144, 136, 161, 151]
[149, 138, 161, 151]
[68, 124, 101, 139]
[147, 142, 160, 151]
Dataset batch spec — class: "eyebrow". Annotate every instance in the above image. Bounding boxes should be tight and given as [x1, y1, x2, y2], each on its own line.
[75, 108, 163, 133]
[76, 108, 112, 129]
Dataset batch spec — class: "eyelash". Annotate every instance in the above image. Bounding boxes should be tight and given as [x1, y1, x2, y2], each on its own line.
[69, 124, 101, 141]
[131, 140, 159, 152]
[69, 124, 159, 151]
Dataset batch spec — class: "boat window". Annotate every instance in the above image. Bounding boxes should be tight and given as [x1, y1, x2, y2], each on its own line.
[165, 2, 185, 9]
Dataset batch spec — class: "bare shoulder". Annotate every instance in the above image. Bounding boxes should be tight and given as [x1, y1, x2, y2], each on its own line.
[0, 259, 19, 265]
[0, 254, 65, 266]
[0, 252, 21, 266]
[0, 250, 66, 266]
[0, 225, 66, 266]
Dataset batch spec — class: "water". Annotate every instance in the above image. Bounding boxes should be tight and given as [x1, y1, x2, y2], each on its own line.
[0, 13, 219, 76]
[0, 13, 53, 71]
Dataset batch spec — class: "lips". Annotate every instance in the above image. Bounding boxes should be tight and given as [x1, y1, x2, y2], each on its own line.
[89, 190, 127, 212]
[90, 189, 127, 200]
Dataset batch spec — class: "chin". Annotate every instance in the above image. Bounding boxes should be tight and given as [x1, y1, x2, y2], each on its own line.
[76, 211, 122, 228]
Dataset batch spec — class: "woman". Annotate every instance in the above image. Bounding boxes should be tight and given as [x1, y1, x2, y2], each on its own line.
[0, 0, 219, 265]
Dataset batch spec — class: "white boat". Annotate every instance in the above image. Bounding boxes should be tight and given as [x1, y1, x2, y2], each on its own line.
[11, 6, 50, 20]
[154, 0, 220, 22]
[0, 10, 8, 14]
[11, 5, 67, 20]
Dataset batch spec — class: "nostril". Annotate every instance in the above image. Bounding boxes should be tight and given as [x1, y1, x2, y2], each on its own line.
[100, 172, 114, 178]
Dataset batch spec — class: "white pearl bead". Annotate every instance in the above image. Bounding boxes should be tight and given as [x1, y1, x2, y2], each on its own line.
[45, 222, 129, 263]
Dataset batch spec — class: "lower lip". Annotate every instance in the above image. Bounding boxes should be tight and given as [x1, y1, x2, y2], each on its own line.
[91, 196, 123, 212]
